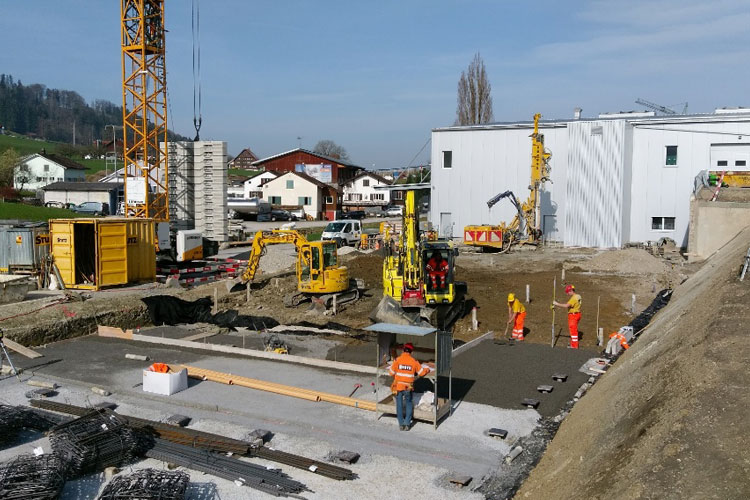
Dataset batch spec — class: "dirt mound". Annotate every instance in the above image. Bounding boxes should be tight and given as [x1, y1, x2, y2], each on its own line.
[514, 227, 750, 500]
[567, 247, 671, 276]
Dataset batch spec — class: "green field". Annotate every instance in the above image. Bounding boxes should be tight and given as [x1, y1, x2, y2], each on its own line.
[0, 133, 60, 157]
[0, 202, 84, 222]
[79, 158, 108, 173]
[228, 168, 260, 177]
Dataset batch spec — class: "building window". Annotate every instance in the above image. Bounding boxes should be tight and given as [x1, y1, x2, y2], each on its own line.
[443, 151, 452, 169]
[43, 164, 49, 172]
[393, 191, 404, 200]
[325, 196, 333, 204]
[286, 180, 294, 189]
[717, 160, 728, 167]
[36, 177, 42, 182]
[298, 196, 312, 205]
[372, 193, 384, 201]
[736, 160, 747, 167]
[652, 217, 675, 230]
[362, 179, 370, 187]
[665, 146, 677, 166]
[269, 196, 281, 205]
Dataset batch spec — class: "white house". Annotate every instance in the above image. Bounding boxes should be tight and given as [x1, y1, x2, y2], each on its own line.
[244, 171, 278, 199]
[15, 151, 86, 191]
[342, 171, 391, 208]
[431, 108, 750, 248]
[262, 171, 329, 220]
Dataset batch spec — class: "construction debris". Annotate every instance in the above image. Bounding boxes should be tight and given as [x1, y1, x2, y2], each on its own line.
[333, 450, 360, 464]
[27, 380, 57, 390]
[537, 385, 554, 393]
[98, 468, 190, 500]
[448, 474, 473, 487]
[24, 388, 56, 399]
[91, 387, 111, 396]
[521, 398, 540, 409]
[125, 353, 149, 361]
[488, 428, 508, 439]
[551, 373, 568, 382]
[505, 446, 524, 464]
[580, 358, 610, 376]
[164, 414, 191, 427]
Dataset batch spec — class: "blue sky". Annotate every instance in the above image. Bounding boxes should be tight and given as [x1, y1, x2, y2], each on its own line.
[2, 0, 748, 168]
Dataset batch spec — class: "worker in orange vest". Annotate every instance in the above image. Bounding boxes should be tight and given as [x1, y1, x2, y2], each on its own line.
[553, 284, 582, 348]
[507, 293, 527, 340]
[388, 342, 430, 431]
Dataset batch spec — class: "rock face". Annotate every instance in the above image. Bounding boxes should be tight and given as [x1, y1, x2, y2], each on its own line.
[515, 227, 750, 500]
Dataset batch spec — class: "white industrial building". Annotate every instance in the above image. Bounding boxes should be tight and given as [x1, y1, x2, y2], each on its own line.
[430, 108, 750, 248]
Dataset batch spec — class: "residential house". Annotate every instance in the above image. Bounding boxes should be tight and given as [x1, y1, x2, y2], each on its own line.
[229, 148, 259, 169]
[243, 171, 278, 199]
[15, 151, 87, 191]
[262, 171, 340, 220]
[252, 148, 363, 188]
[342, 171, 391, 209]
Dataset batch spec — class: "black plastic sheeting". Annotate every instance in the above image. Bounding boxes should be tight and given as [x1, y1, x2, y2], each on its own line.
[629, 289, 673, 332]
[141, 296, 279, 330]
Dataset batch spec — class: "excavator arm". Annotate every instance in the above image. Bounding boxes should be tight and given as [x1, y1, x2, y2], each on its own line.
[240, 230, 307, 284]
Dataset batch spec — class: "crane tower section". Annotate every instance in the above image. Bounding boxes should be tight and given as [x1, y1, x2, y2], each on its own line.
[121, 0, 169, 221]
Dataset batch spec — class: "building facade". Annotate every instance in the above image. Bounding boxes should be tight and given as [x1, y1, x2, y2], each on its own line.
[42, 182, 122, 210]
[15, 152, 87, 191]
[243, 171, 278, 198]
[252, 148, 363, 187]
[262, 171, 335, 220]
[342, 171, 391, 209]
[431, 109, 750, 248]
[228, 148, 259, 169]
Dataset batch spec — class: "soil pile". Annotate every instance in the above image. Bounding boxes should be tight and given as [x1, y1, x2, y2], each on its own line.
[514, 227, 750, 500]
[567, 247, 670, 276]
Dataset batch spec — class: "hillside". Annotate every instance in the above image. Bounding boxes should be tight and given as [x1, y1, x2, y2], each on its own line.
[514, 228, 750, 500]
[0, 133, 107, 174]
[0, 201, 83, 221]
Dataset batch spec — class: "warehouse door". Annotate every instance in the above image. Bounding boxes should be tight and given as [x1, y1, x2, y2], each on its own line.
[439, 212, 453, 239]
[97, 222, 128, 286]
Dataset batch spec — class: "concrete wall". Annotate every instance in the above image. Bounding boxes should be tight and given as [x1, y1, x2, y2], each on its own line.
[688, 199, 750, 260]
[43, 190, 113, 207]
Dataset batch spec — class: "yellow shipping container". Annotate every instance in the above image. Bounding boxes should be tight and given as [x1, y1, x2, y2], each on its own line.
[50, 218, 156, 290]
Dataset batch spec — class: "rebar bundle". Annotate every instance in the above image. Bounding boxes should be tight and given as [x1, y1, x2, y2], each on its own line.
[145, 439, 307, 497]
[49, 410, 147, 477]
[0, 405, 25, 448]
[0, 454, 66, 500]
[97, 468, 190, 500]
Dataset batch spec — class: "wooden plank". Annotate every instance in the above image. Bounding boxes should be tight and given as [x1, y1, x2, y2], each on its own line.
[2, 339, 43, 359]
[130, 334, 375, 374]
[97, 325, 134, 340]
[182, 331, 222, 342]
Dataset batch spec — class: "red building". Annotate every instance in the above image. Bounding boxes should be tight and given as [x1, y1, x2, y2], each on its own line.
[251, 148, 363, 188]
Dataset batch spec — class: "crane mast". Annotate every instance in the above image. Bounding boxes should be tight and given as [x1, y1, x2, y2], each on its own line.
[121, 0, 169, 221]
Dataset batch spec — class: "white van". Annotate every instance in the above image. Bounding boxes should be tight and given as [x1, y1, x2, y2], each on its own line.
[321, 220, 362, 247]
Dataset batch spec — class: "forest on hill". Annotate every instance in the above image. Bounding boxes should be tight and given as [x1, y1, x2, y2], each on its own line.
[0, 74, 189, 145]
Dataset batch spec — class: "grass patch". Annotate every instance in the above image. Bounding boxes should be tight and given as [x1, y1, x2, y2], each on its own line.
[0, 134, 60, 157]
[79, 158, 109, 173]
[0, 202, 84, 221]
[228, 168, 260, 177]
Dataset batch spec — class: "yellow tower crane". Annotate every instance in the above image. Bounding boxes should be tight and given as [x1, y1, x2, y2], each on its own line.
[121, 0, 169, 222]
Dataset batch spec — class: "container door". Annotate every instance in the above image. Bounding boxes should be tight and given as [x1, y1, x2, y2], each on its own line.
[97, 222, 128, 286]
[50, 220, 75, 286]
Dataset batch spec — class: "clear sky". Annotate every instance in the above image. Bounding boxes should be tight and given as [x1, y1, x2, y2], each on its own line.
[2, 0, 748, 169]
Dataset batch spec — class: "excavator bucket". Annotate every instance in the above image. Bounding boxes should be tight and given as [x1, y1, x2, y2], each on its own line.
[225, 276, 246, 293]
[369, 296, 421, 325]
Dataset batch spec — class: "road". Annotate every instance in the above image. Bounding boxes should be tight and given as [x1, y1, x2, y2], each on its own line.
[237, 216, 401, 233]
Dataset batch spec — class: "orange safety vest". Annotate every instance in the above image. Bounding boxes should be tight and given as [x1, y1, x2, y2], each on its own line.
[388, 352, 429, 392]
[609, 332, 630, 349]
[149, 362, 170, 373]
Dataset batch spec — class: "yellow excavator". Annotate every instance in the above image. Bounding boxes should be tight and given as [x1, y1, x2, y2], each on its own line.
[231, 230, 361, 308]
[371, 189, 466, 328]
[463, 113, 552, 252]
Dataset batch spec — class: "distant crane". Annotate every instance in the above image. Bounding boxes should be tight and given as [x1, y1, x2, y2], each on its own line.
[635, 98, 688, 115]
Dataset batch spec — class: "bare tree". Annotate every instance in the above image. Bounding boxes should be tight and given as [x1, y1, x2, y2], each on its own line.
[0, 148, 23, 188]
[455, 52, 494, 126]
[313, 140, 350, 161]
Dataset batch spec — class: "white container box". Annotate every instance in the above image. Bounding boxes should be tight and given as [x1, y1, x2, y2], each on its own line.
[142, 368, 188, 396]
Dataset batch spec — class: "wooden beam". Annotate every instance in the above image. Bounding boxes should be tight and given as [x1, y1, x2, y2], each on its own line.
[97, 325, 134, 340]
[2, 339, 43, 359]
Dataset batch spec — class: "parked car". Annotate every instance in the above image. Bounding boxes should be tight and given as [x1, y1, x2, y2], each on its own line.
[270, 209, 293, 221]
[385, 205, 403, 217]
[321, 220, 362, 247]
[71, 201, 110, 216]
[340, 210, 366, 220]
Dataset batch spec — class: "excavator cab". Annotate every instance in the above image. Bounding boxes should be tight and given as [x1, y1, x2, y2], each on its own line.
[422, 242, 458, 304]
[296, 241, 349, 295]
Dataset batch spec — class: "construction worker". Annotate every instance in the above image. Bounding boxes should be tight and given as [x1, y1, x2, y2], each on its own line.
[507, 293, 526, 340]
[388, 342, 429, 431]
[553, 284, 582, 348]
[425, 250, 449, 289]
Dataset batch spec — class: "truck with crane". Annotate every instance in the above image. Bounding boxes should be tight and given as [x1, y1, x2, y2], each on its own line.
[463, 113, 552, 252]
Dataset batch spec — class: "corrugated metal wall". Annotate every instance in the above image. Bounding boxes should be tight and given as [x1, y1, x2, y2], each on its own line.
[565, 121, 627, 248]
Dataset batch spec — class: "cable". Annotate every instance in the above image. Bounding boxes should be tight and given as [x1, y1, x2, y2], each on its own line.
[406, 136, 431, 168]
[192, 0, 202, 141]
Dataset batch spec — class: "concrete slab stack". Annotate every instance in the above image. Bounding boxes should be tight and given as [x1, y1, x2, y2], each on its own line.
[165, 141, 228, 241]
